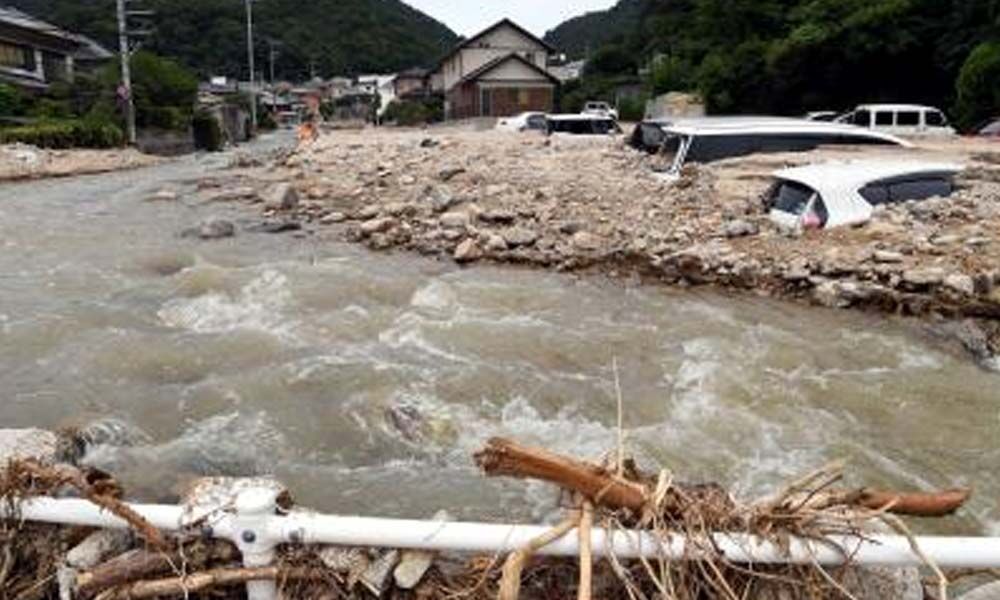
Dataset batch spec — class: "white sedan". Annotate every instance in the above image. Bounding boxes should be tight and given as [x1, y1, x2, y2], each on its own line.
[496, 112, 548, 132]
[768, 161, 963, 230]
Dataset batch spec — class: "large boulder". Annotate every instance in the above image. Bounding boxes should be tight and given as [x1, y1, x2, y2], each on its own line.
[263, 183, 300, 211]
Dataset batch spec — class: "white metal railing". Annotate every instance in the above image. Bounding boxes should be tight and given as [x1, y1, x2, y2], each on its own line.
[5, 488, 1000, 600]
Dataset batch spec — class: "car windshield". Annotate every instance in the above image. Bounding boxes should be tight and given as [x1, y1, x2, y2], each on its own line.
[770, 181, 816, 214]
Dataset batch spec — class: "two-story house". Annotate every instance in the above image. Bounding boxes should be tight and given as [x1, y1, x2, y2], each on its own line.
[0, 6, 110, 92]
[430, 19, 559, 120]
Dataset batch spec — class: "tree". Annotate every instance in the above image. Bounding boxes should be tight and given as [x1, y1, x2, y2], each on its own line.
[955, 42, 1000, 130]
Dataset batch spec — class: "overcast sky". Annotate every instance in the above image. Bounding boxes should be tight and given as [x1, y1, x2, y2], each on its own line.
[404, 0, 618, 37]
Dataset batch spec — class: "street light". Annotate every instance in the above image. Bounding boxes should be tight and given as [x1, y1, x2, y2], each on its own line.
[244, 0, 258, 132]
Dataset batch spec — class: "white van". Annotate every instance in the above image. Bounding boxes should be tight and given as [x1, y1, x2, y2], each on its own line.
[838, 105, 956, 136]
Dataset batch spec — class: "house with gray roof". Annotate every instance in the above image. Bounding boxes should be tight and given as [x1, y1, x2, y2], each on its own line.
[0, 5, 112, 91]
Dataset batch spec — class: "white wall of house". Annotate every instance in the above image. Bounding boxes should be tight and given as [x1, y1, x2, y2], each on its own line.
[440, 23, 549, 91]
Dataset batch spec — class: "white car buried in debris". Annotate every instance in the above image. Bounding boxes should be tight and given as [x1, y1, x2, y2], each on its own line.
[496, 112, 548, 132]
[767, 161, 964, 230]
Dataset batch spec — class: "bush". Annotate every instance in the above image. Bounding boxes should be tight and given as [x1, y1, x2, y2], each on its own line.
[0, 83, 24, 117]
[955, 42, 1000, 131]
[0, 119, 124, 148]
[383, 100, 429, 125]
[192, 110, 223, 151]
[617, 95, 648, 122]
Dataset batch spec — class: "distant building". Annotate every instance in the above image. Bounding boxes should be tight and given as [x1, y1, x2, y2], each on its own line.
[549, 59, 586, 83]
[0, 6, 111, 91]
[393, 67, 428, 100]
[429, 19, 559, 120]
[356, 74, 397, 118]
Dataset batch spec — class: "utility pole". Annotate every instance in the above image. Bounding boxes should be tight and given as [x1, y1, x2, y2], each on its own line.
[116, 0, 136, 145]
[244, 0, 258, 131]
[115, 0, 153, 146]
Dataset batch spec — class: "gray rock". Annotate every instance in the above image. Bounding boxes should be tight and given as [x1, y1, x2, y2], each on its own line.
[902, 268, 945, 287]
[841, 566, 923, 600]
[246, 220, 302, 234]
[873, 250, 904, 264]
[960, 581, 1000, 600]
[361, 550, 400, 595]
[966, 236, 992, 247]
[572, 231, 603, 252]
[358, 205, 381, 220]
[502, 227, 539, 247]
[427, 187, 458, 212]
[438, 167, 466, 182]
[814, 280, 861, 309]
[183, 218, 235, 240]
[454, 238, 482, 263]
[944, 273, 975, 296]
[419, 138, 439, 148]
[263, 183, 299, 211]
[394, 550, 435, 590]
[439, 211, 470, 229]
[724, 219, 759, 238]
[484, 234, 508, 253]
[558, 221, 586, 235]
[66, 530, 133, 569]
[0, 429, 58, 466]
[479, 209, 517, 224]
[320, 212, 347, 224]
[360, 217, 397, 236]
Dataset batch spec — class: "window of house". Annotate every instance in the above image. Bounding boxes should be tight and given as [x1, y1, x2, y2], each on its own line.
[897, 111, 920, 126]
[0, 41, 34, 71]
[875, 112, 894, 126]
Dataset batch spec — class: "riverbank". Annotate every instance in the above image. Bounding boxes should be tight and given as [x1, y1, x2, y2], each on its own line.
[0, 143, 160, 181]
[225, 128, 1000, 369]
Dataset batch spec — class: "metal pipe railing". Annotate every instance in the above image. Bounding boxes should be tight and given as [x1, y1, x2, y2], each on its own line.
[6, 491, 1000, 599]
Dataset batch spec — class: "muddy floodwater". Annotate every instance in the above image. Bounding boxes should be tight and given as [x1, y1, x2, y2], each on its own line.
[0, 135, 996, 534]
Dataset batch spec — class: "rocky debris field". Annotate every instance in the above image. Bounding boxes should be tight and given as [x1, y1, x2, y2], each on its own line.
[205, 129, 1000, 368]
[0, 143, 158, 181]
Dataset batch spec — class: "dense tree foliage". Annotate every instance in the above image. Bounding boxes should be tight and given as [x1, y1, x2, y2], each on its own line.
[551, 0, 1000, 121]
[955, 42, 1000, 129]
[6, 0, 458, 80]
[543, 0, 645, 60]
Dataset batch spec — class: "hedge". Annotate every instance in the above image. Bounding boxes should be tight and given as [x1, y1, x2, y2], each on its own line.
[0, 119, 124, 149]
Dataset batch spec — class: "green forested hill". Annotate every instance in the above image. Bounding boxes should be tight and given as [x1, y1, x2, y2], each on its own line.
[5, 0, 458, 79]
[553, 0, 1000, 125]
[543, 0, 647, 60]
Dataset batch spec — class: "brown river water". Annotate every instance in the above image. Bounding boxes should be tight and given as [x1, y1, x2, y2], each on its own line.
[0, 134, 996, 533]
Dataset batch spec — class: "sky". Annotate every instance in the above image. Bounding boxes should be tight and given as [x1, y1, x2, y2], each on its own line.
[403, 0, 619, 37]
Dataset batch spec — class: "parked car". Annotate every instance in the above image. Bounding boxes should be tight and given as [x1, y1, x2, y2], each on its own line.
[804, 111, 840, 122]
[767, 161, 963, 230]
[628, 117, 908, 175]
[836, 104, 956, 136]
[496, 112, 548, 132]
[582, 101, 619, 121]
[973, 118, 1000, 137]
[547, 114, 622, 136]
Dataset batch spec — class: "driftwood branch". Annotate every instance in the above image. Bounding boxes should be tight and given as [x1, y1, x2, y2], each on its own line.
[94, 567, 332, 600]
[475, 438, 972, 519]
[474, 438, 647, 512]
[857, 488, 972, 517]
[77, 543, 238, 599]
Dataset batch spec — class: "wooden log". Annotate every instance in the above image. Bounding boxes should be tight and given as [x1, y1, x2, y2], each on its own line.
[94, 567, 331, 600]
[474, 438, 647, 513]
[858, 488, 972, 517]
[77, 543, 238, 598]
